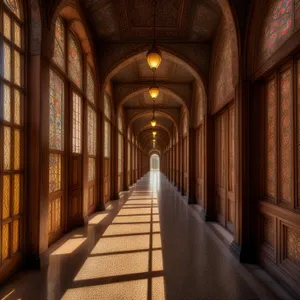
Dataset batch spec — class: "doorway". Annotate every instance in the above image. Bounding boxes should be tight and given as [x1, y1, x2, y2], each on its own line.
[150, 154, 160, 171]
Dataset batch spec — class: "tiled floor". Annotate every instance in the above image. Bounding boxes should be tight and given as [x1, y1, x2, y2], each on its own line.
[0, 172, 289, 300]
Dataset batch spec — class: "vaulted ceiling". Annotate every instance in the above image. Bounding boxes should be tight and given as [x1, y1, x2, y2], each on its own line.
[78, 0, 226, 153]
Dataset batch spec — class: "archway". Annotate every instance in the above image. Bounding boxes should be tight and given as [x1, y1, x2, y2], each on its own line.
[150, 154, 160, 171]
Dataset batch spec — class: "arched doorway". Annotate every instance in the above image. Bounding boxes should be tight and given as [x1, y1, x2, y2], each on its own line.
[150, 154, 160, 171]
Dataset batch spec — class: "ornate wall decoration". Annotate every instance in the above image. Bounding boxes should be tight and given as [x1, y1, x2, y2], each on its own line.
[265, 78, 277, 200]
[279, 68, 292, 204]
[211, 19, 234, 113]
[287, 227, 300, 266]
[260, 0, 294, 64]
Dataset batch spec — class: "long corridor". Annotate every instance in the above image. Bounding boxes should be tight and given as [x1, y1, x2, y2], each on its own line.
[0, 173, 282, 300]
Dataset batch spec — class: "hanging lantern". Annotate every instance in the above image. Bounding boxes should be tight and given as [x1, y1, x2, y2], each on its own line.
[146, 45, 162, 71]
[152, 131, 157, 137]
[151, 117, 157, 127]
[149, 83, 160, 99]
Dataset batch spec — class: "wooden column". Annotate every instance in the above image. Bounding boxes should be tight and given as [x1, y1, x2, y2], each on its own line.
[111, 124, 119, 200]
[230, 80, 254, 263]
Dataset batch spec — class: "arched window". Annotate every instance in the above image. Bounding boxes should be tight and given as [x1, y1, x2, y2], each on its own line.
[1, 0, 23, 266]
[48, 16, 92, 243]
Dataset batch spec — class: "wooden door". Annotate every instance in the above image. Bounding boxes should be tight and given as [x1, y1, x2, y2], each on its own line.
[214, 106, 235, 232]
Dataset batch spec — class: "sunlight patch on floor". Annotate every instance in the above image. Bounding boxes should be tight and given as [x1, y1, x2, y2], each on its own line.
[103, 223, 151, 236]
[74, 252, 149, 280]
[62, 279, 148, 300]
[88, 213, 108, 225]
[51, 238, 87, 256]
[113, 215, 151, 223]
[91, 235, 150, 254]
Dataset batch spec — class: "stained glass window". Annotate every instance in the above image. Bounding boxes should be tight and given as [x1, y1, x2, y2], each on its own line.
[49, 154, 61, 193]
[4, 0, 20, 18]
[49, 70, 64, 151]
[53, 18, 65, 70]
[87, 65, 95, 104]
[4, 85, 11, 122]
[14, 129, 20, 170]
[72, 92, 82, 154]
[13, 174, 20, 215]
[14, 21, 21, 47]
[88, 107, 96, 156]
[68, 34, 82, 88]
[3, 12, 11, 39]
[104, 121, 110, 158]
[12, 219, 19, 254]
[1, 0, 24, 263]
[4, 126, 11, 170]
[262, 0, 294, 60]
[14, 89, 21, 124]
[3, 42, 11, 80]
[2, 224, 9, 261]
[14, 50, 21, 86]
[2, 175, 10, 219]
[104, 95, 111, 120]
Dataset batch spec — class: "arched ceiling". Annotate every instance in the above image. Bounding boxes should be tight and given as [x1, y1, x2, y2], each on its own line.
[76, 0, 229, 154]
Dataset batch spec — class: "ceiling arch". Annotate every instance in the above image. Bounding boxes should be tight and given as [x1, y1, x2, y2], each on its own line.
[128, 110, 179, 131]
[118, 86, 189, 111]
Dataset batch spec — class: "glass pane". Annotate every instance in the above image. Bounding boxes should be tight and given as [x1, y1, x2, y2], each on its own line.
[87, 65, 95, 104]
[14, 21, 21, 48]
[4, 0, 20, 18]
[72, 92, 82, 154]
[53, 18, 65, 70]
[88, 157, 95, 181]
[3, 42, 11, 81]
[14, 129, 20, 170]
[4, 84, 11, 122]
[2, 175, 10, 219]
[3, 12, 11, 40]
[4, 126, 11, 170]
[14, 50, 21, 86]
[68, 35, 82, 88]
[48, 201, 52, 233]
[55, 198, 61, 230]
[2, 224, 9, 261]
[13, 174, 20, 215]
[12, 220, 19, 254]
[14, 89, 21, 124]
[49, 70, 64, 151]
[49, 153, 61, 193]
[104, 121, 110, 158]
[88, 107, 96, 156]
